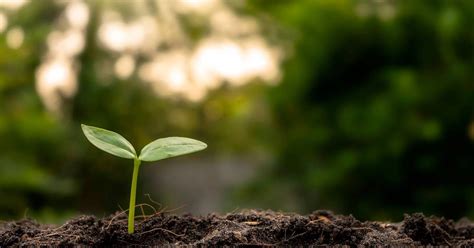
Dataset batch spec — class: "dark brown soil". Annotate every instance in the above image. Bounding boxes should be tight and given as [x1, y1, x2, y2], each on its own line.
[1, 210, 473, 247]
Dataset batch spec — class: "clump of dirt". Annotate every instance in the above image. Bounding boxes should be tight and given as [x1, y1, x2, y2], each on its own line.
[1, 210, 473, 246]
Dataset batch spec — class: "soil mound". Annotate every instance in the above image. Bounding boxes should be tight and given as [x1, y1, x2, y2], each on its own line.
[1, 210, 473, 246]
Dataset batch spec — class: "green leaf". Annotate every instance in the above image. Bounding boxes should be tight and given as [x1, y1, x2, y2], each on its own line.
[81, 124, 136, 159]
[139, 137, 207, 162]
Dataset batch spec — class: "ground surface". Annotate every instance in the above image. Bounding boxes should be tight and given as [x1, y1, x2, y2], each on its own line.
[1, 210, 473, 247]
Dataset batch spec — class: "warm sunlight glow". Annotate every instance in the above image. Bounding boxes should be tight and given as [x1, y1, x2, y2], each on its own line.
[65, 0, 90, 29]
[0, 12, 7, 33]
[98, 14, 159, 53]
[98, 20, 128, 52]
[139, 51, 189, 95]
[191, 37, 281, 87]
[114, 54, 136, 79]
[34, 0, 282, 112]
[127, 0, 281, 101]
[175, 0, 218, 13]
[35, 0, 89, 114]
[47, 30, 85, 57]
[210, 9, 259, 36]
[6, 27, 24, 49]
[0, 0, 28, 10]
[35, 58, 77, 113]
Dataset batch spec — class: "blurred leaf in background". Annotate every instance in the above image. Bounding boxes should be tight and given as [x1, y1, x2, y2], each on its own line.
[239, 0, 474, 220]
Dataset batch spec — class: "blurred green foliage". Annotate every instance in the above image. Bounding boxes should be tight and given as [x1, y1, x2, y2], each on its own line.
[241, 0, 474, 220]
[0, 1, 74, 219]
[0, 0, 473, 221]
[0, 0, 271, 221]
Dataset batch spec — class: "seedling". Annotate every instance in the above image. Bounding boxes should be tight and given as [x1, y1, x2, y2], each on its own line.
[81, 124, 207, 234]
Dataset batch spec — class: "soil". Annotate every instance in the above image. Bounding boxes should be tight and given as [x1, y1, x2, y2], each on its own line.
[1, 210, 473, 247]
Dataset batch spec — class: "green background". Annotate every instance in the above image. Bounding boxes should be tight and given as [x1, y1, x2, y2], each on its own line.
[0, 0, 473, 222]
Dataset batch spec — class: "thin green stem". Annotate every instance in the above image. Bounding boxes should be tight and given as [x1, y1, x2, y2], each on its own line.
[128, 158, 141, 234]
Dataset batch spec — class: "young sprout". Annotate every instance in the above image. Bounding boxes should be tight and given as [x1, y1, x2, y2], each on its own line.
[81, 124, 207, 234]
